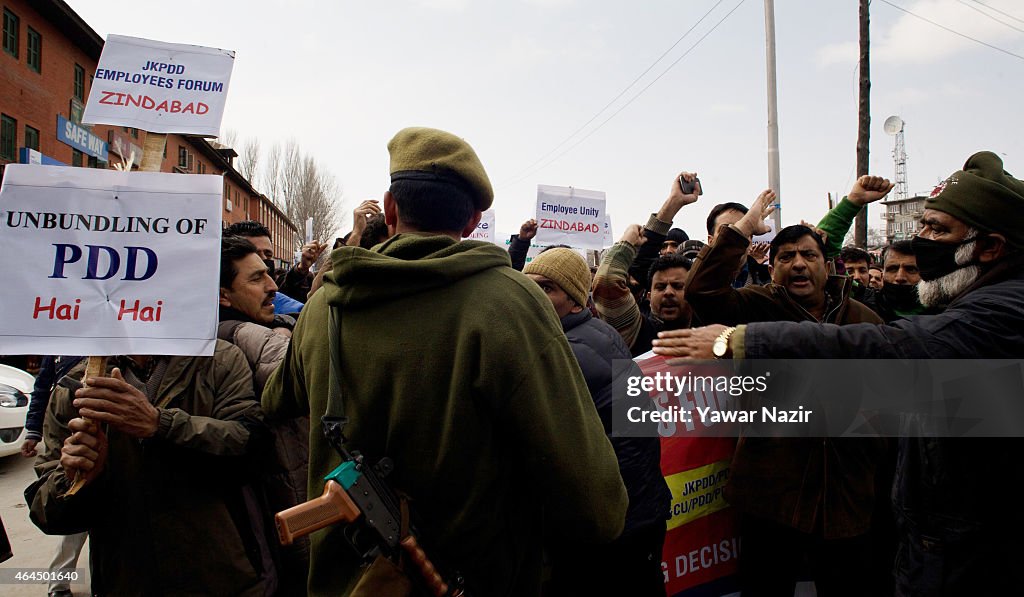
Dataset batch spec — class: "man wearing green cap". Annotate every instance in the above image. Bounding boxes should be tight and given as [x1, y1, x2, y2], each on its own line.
[651, 151, 1024, 595]
[263, 127, 627, 596]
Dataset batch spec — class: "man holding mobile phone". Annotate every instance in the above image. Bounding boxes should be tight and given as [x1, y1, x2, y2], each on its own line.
[593, 171, 701, 355]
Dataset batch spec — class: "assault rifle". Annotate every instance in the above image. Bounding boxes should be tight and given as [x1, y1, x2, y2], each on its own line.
[275, 417, 468, 597]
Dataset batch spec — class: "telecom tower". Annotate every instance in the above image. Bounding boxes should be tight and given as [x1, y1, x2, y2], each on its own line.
[884, 115, 908, 201]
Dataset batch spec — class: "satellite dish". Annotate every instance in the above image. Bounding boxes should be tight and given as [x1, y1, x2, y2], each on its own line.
[884, 115, 904, 135]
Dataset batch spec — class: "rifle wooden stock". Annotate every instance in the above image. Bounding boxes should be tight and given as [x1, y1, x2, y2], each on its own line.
[275, 480, 361, 545]
[401, 535, 463, 597]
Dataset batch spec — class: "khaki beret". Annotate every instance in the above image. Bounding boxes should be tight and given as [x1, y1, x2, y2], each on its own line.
[388, 127, 493, 211]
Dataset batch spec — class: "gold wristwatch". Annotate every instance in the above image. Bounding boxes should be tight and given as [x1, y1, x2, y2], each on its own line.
[712, 326, 737, 359]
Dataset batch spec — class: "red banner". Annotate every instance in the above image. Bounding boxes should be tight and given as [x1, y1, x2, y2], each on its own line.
[637, 355, 741, 596]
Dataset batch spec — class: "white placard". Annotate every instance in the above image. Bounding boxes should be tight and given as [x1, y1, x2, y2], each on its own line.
[467, 209, 496, 243]
[534, 185, 607, 250]
[603, 212, 614, 247]
[0, 165, 223, 355]
[752, 220, 777, 243]
[82, 34, 235, 136]
[501, 235, 586, 266]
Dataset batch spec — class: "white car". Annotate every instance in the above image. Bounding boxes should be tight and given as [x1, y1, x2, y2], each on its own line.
[0, 364, 34, 458]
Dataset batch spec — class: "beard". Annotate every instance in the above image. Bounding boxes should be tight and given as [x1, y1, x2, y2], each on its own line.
[917, 238, 979, 308]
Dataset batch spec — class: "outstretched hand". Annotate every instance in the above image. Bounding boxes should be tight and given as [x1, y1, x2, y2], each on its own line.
[651, 325, 730, 363]
[734, 190, 777, 238]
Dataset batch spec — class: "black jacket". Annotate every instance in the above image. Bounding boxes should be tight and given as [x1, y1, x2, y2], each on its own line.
[562, 309, 670, 534]
[508, 234, 530, 271]
[25, 355, 83, 441]
[742, 256, 1024, 595]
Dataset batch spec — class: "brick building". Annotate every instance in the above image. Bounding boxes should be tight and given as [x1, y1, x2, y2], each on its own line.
[0, 0, 297, 266]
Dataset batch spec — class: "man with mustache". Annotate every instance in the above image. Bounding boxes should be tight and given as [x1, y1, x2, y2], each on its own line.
[593, 172, 699, 356]
[873, 240, 927, 322]
[652, 151, 1024, 596]
[681, 186, 885, 596]
[868, 263, 884, 289]
[218, 235, 307, 594]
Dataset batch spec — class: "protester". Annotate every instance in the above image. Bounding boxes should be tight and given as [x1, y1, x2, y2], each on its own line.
[277, 239, 329, 302]
[816, 175, 895, 256]
[840, 245, 874, 297]
[22, 355, 85, 597]
[592, 172, 700, 356]
[661, 227, 689, 256]
[523, 248, 669, 596]
[27, 345, 271, 596]
[678, 239, 706, 261]
[653, 150, 1024, 596]
[873, 240, 927, 322]
[224, 221, 307, 314]
[262, 127, 627, 596]
[683, 188, 885, 596]
[218, 235, 308, 596]
[357, 213, 389, 249]
[705, 201, 771, 287]
[508, 218, 538, 271]
[22, 356, 84, 457]
[868, 262, 884, 289]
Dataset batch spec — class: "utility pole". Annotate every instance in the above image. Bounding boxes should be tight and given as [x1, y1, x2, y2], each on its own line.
[764, 0, 782, 233]
[855, 0, 871, 247]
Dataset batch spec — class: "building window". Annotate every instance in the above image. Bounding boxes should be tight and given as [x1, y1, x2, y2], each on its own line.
[178, 146, 188, 168]
[24, 125, 38, 151]
[26, 26, 40, 72]
[130, 128, 138, 139]
[72, 149, 83, 167]
[74, 64, 85, 100]
[2, 9, 17, 58]
[0, 114, 15, 160]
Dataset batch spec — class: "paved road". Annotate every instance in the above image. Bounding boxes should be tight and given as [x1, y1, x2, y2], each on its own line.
[0, 454, 91, 596]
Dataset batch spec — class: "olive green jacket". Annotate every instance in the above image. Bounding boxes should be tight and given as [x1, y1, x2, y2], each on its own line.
[263, 233, 628, 597]
[27, 341, 269, 597]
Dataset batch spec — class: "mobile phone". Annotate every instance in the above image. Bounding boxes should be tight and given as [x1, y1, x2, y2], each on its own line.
[679, 176, 702, 195]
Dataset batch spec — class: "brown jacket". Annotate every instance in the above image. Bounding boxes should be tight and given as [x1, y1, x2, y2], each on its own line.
[687, 225, 885, 538]
[27, 342, 270, 596]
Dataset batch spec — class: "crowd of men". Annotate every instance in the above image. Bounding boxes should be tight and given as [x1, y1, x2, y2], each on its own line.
[16, 125, 1024, 597]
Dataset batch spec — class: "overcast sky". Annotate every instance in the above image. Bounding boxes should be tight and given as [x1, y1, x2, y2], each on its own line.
[67, 0, 1024, 241]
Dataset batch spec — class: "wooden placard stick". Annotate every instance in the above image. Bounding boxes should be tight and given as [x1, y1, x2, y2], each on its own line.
[65, 132, 167, 496]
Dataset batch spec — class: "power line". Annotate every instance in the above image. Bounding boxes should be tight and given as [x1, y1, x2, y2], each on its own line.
[958, 0, 1024, 34]
[970, 0, 1024, 27]
[501, 0, 748, 189]
[877, 0, 1024, 61]
[499, 0, 729, 187]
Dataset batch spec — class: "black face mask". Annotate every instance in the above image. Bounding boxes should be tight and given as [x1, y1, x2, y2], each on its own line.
[910, 236, 975, 281]
[881, 282, 919, 308]
[262, 259, 276, 278]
